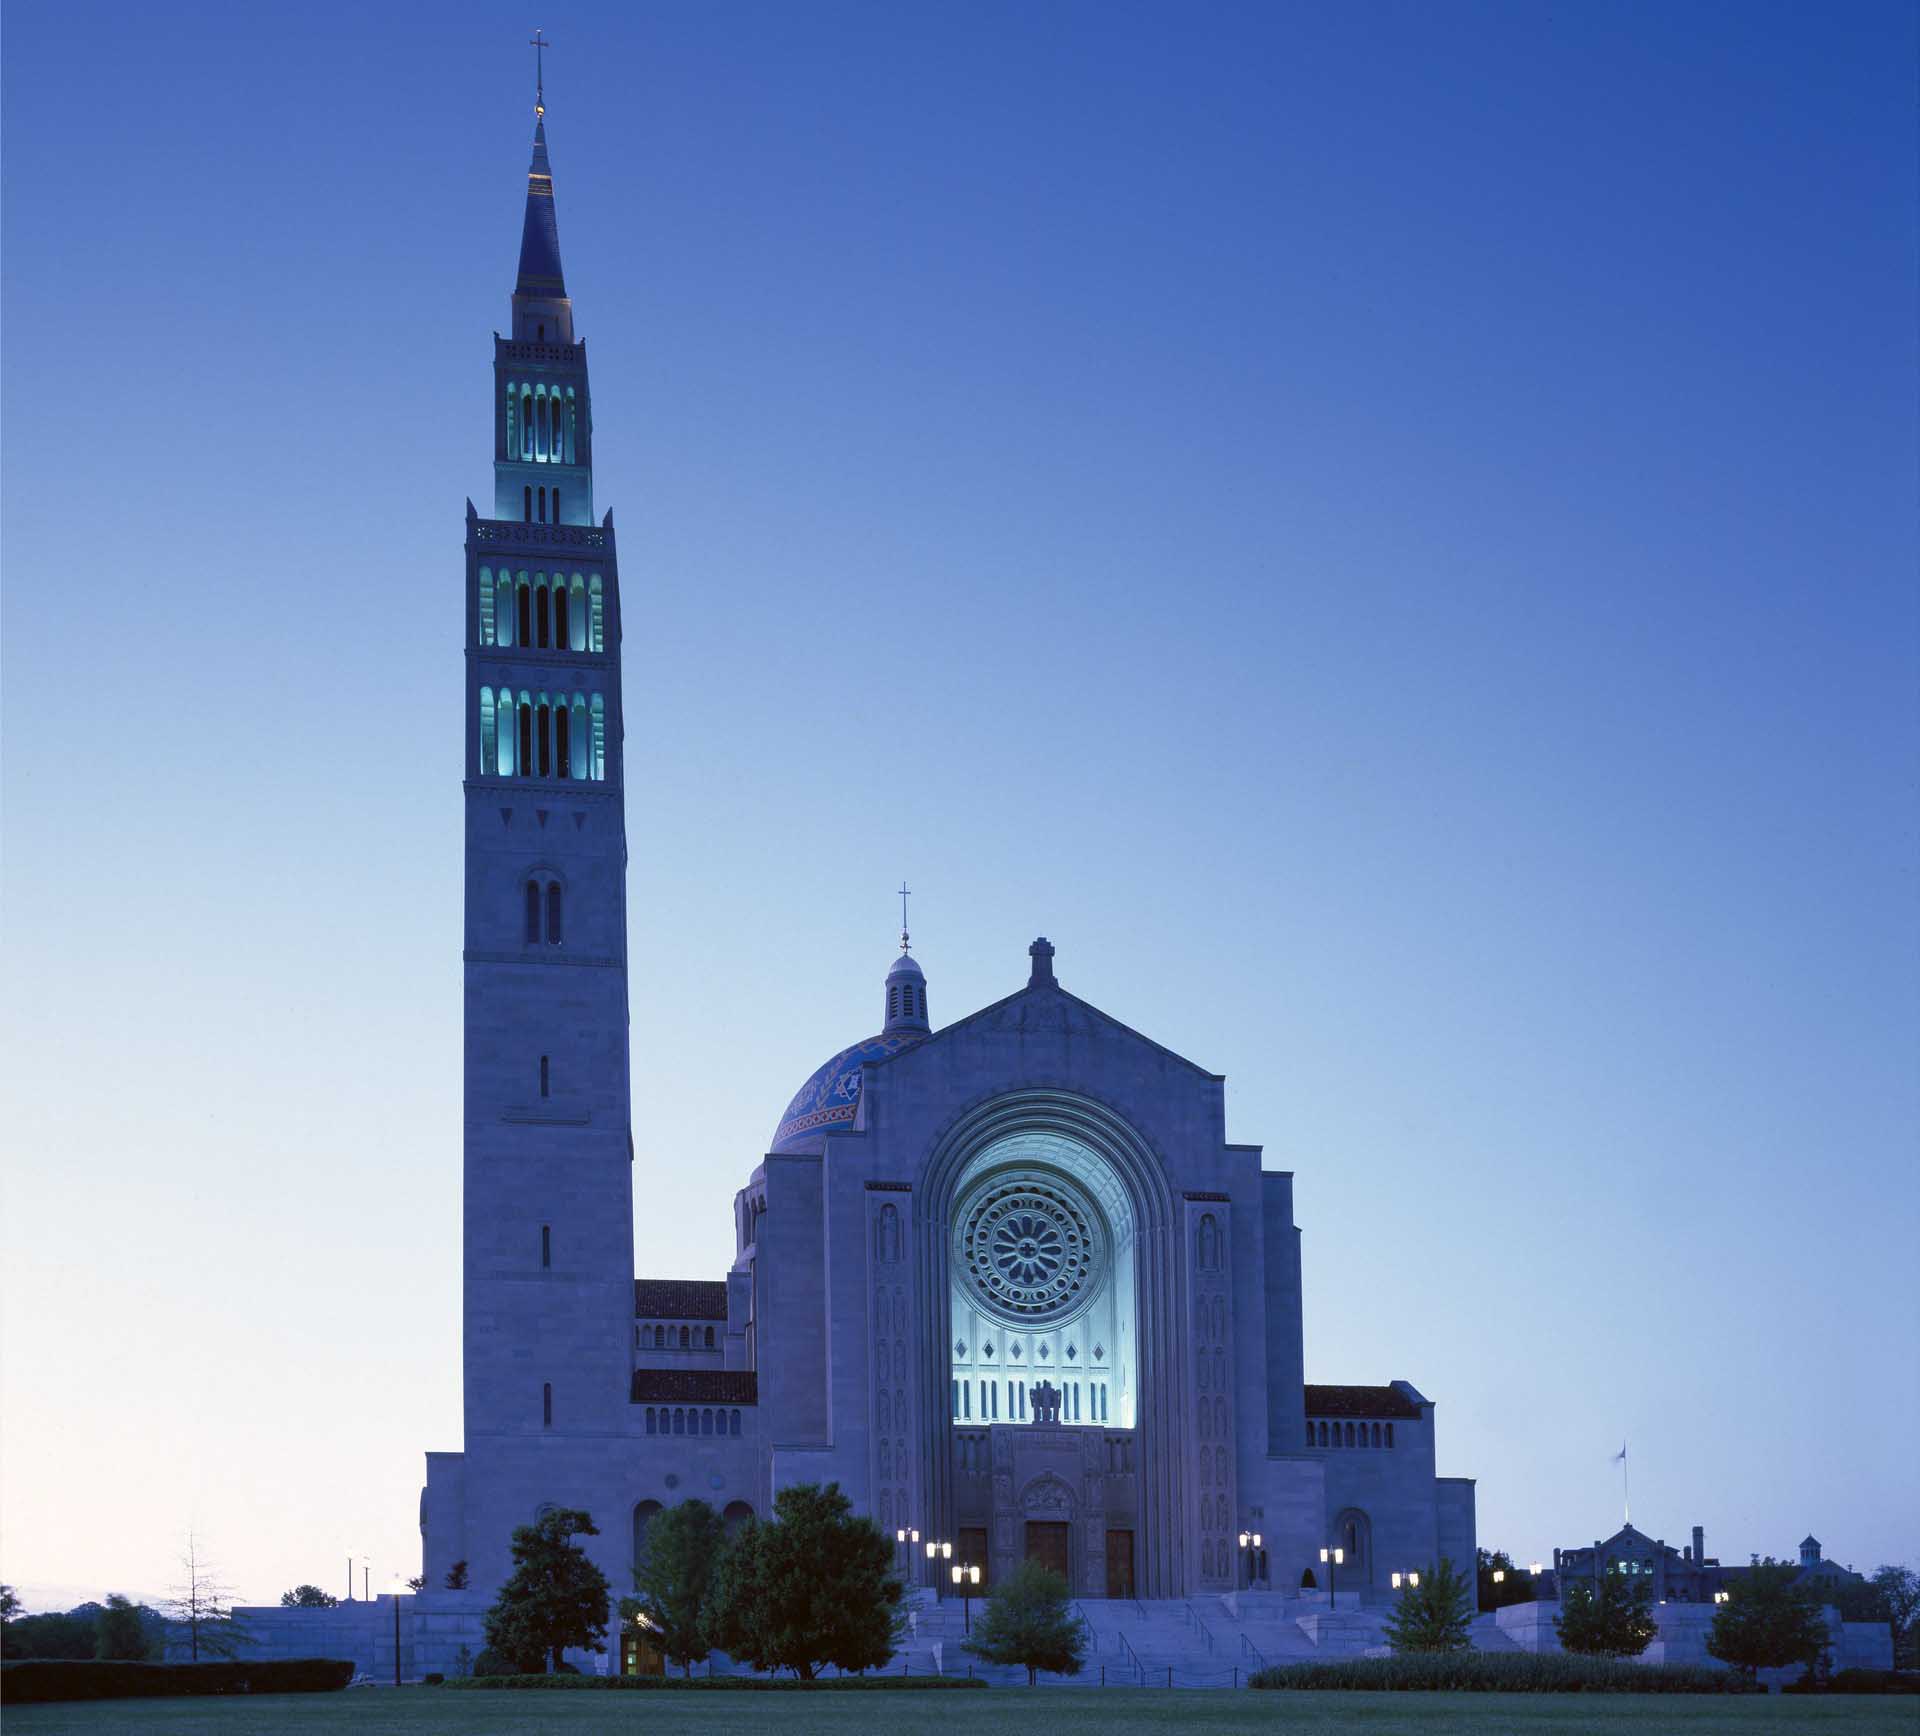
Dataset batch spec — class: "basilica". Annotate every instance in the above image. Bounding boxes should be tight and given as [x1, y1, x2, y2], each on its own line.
[417, 83, 1476, 1632]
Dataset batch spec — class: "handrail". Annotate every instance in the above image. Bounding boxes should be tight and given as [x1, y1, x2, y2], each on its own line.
[1183, 1602, 1215, 1651]
[1116, 1629, 1145, 1684]
[1239, 1631, 1267, 1670]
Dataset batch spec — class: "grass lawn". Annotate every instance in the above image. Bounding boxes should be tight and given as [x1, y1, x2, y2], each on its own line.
[3, 1690, 1915, 1736]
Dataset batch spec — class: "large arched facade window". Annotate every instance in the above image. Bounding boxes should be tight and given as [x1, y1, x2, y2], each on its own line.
[1333, 1507, 1373, 1587]
[632, 1500, 663, 1571]
[945, 1128, 1139, 1431]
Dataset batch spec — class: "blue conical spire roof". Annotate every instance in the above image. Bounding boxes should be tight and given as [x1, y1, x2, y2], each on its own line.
[516, 111, 566, 298]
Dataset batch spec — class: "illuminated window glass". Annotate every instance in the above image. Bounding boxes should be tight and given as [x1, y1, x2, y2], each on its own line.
[570, 695, 588, 779]
[480, 686, 496, 775]
[589, 576, 604, 652]
[590, 694, 605, 780]
[568, 576, 587, 651]
[522, 392, 533, 460]
[478, 566, 495, 645]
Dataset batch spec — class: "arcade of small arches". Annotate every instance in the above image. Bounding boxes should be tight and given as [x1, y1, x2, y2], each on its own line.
[504, 381, 578, 466]
[477, 567, 604, 652]
[1310, 1418, 1397, 1449]
[640, 1406, 743, 1438]
[479, 687, 606, 780]
[639, 1323, 717, 1351]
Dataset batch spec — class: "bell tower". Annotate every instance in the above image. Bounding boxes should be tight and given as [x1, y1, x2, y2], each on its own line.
[460, 67, 635, 1492]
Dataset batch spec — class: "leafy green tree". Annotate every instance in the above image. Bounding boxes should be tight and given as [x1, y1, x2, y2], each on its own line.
[704, 1482, 902, 1679]
[962, 1559, 1085, 1684]
[1477, 1549, 1534, 1612]
[94, 1594, 154, 1661]
[279, 1584, 340, 1608]
[618, 1498, 725, 1676]
[1870, 1567, 1920, 1669]
[1555, 1572, 1657, 1658]
[3, 1607, 97, 1659]
[481, 1507, 612, 1673]
[1706, 1562, 1829, 1680]
[1382, 1558, 1474, 1654]
[0, 1585, 20, 1627]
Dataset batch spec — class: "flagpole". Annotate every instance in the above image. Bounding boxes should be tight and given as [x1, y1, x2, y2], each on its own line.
[1622, 1442, 1630, 1526]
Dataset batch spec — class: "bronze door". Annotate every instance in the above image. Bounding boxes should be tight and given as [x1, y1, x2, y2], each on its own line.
[1025, 1521, 1070, 1580]
[1105, 1530, 1135, 1601]
[959, 1526, 990, 1590]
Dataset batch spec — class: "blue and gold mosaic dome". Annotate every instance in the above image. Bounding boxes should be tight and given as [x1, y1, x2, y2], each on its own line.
[771, 1032, 923, 1152]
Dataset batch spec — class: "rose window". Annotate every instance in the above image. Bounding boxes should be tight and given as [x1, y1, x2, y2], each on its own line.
[956, 1174, 1104, 1325]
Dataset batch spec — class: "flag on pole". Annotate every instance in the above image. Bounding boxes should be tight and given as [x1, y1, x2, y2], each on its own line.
[1611, 1443, 1628, 1464]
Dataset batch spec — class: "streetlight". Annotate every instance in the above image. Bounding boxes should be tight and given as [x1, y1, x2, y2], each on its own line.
[895, 1527, 919, 1580]
[1492, 1569, 1505, 1585]
[925, 1539, 951, 1596]
[389, 1576, 408, 1687]
[1713, 1590, 1730, 1606]
[1319, 1546, 1345, 1610]
[1236, 1531, 1263, 1590]
[951, 1563, 981, 1633]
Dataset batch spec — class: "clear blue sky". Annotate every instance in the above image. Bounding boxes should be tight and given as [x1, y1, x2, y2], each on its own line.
[3, 0, 1915, 1610]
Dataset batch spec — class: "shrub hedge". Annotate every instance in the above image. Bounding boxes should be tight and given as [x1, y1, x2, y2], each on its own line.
[1784, 1669, 1920, 1695]
[1248, 1654, 1756, 1694]
[1, 1658, 354, 1704]
[441, 1672, 987, 1691]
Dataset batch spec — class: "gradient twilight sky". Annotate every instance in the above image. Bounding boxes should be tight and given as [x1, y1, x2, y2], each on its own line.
[2, 0, 1915, 1611]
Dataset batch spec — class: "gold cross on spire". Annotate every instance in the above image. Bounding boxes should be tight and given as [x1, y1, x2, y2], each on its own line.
[530, 28, 551, 115]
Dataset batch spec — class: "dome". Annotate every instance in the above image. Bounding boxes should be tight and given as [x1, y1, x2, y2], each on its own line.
[888, 950, 925, 979]
[770, 1030, 925, 1153]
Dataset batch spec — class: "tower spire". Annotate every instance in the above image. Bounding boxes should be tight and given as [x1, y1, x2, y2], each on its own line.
[898, 880, 912, 954]
[515, 34, 566, 305]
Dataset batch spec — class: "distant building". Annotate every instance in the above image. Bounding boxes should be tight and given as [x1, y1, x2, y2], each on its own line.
[1550, 1525, 1864, 1604]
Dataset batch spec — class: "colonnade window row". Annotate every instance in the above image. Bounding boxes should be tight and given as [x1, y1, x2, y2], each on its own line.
[642, 1406, 743, 1437]
[479, 687, 606, 780]
[639, 1323, 717, 1350]
[1310, 1418, 1394, 1448]
[951, 1377, 1107, 1423]
[478, 568, 604, 652]
[505, 381, 579, 465]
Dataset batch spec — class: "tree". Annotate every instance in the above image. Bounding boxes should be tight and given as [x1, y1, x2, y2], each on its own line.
[0, 1585, 20, 1627]
[962, 1559, 1085, 1684]
[279, 1584, 340, 1609]
[1382, 1558, 1474, 1654]
[94, 1594, 154, 1661]
[703, 1482, 902, 1679]
[1477, 1549, 1533, 1613]
[1869, 1566, 1919, 1669]
[1555, 1572, 1657, 1658]
[618, 1498, 725, 1676]
[1706, 1562, 1829, 1681]
[406, 1575, 427, 1593]
[481, 1507, 612, 1673]
[164, 1533, 247, 1661]
[444, 1560, 470, 1591]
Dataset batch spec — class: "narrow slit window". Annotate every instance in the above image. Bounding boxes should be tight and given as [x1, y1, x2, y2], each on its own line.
[555, 703, 571, 778]
[546, 882, 563, 945]
[539, 1054, 550, 1098]
[542, 1382, 552, 1427]
[541, 1224, 551, 1269]
[536, 583, 550, 648]
[537, 701, 551, 777]
[523, 484, 532, 522]
[525, 881, 541, 944]
[552, 485, 561, 523]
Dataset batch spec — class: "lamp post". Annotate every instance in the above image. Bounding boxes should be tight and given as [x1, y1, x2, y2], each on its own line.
[1319, 1546, 1345, 1610]
[1236, 1531, 1263, 1591]
[925, 1539, 951, 1597]
[951, 1563, 981, 1634]
[895, 1527, 919, 1582]
[390, 1577, 407, 1687]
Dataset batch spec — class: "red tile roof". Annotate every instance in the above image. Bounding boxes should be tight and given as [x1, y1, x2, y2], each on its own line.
[1305, 1383, 1422, 1420]
[633, 1279, 728, 1320]
[630, 1369, 758, 1404]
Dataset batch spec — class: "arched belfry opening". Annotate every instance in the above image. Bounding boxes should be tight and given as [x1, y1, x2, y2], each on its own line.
[913, 1086, 1186, 1599]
